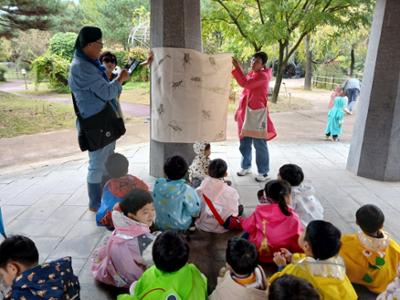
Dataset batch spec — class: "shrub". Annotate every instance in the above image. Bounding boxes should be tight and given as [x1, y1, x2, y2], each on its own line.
[49, 32, 77, 61]
[31, 53, 70, 92]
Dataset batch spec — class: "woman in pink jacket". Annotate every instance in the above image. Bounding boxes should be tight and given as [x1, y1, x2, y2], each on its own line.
[232, 52, 276, 182]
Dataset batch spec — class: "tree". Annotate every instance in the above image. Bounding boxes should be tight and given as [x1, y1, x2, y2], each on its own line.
[9, 30, 51, 66]
[205, 0, 374, 102]
[50, 2, 85, 33]
[304, 25, 370, 80]
[0, 0, 62, 38]
[79, 0, 149, 50]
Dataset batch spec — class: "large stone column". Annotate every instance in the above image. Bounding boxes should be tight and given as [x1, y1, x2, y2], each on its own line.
[149, 0, 202, 177]
[347, 0, 400, 181]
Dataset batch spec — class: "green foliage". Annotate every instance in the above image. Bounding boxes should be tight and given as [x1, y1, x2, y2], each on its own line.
[202, 0, 374, 102]
[31, 53, 70, 92]
[49, 32, 77, 60]
[0, 39, 12, 61]
[0, 64, 6, 81]
[80, 0, 149, 50]
[50, 2, 86, 33]
[0, 0, 62, 38]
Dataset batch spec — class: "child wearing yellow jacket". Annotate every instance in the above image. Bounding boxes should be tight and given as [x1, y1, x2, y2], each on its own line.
[340, 204, 400, 294]
[270, 220, 357, 300]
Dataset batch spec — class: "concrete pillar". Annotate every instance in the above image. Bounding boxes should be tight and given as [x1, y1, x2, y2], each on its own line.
[347, 0, 400, 181]
[149, 0, 202, 177]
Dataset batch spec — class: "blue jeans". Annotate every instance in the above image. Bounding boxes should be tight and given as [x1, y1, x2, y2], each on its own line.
[239, 137, 269, 175]
[87, 141, 115, 209]
[346, 88, 360, 112]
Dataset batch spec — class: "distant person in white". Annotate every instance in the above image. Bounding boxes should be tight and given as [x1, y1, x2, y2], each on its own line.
[342, 77, 361, 114]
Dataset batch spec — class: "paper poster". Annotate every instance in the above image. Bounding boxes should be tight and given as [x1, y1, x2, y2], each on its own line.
[151, 47, 232, 143]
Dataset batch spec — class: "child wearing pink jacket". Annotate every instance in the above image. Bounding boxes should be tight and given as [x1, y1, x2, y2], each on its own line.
[195, 159, 242, 233]
[92, 189, 156, 288]
[241, 180, 304, 263]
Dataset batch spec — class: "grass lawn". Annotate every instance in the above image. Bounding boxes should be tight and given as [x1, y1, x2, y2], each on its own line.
[0, 91, 145, 138]
[0, 91, 76, 138]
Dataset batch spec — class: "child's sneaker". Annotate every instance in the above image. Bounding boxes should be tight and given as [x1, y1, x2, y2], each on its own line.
[255, 174, 269, 182]
[237, 168, 252, 176]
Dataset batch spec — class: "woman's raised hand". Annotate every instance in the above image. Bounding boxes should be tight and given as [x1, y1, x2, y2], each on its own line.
[142, 50, 154, 66]
[232, 57, 241, 69]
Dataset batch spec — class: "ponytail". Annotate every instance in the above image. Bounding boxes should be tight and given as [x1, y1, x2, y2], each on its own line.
[264, 180, 292, 216]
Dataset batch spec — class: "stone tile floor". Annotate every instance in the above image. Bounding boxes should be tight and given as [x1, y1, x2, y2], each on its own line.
[1, 140, 399, 299]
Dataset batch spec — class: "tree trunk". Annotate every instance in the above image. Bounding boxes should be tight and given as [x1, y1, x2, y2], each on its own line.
[350, 47, 355, 76]
[272, 69, 285, 103]
[304, 34, 312, 90]
[271, 43, 286, 103]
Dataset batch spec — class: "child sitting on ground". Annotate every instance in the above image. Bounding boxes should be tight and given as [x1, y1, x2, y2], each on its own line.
[340, 204, 400, 294]
[96, 153, 149, 229]
[195, 159, 242, 233]
[188, 142, 211, 188]
[325, 86, 347, 141]
[268, 274, 320, 300]
[210, 237, 268, 299]
[278, 164, 324, 226]
[242, 180, 303, 263]
[0, 235, 80, 299]
[271, 220, 357, 300]
[92, 189, 157, 288]
[153, 155, 201, 231]
[118, 230, 207, 300]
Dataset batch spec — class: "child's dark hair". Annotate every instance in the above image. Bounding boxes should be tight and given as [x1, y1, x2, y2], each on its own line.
[163, 155, 188, 180]
[208, 158, 227, 179]
[105, 153, 129, 178]
[0, 235, 39, 268]
[304, 220, 341, 260]
[263, 180, 292, 216]
[226, 237, 258, 275]
[99, 51, 118, 65]
[120, 189, 153, 216]
[279, 164, 304, 187]
[253, 51, 268, 66]
[268, 275, 320, 300]
[356, 204, 385, 236]
[152, 231, 189, 272]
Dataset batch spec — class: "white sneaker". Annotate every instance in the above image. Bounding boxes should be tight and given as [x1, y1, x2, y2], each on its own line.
[255, 174, 269, 182]
[237, 168, 252, 176]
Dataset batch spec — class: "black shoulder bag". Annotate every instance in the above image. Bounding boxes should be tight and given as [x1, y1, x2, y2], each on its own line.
[71, 93, 126, 152]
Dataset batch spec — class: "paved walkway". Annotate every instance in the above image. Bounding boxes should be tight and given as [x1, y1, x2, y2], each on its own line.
[1, 140, 399, 298]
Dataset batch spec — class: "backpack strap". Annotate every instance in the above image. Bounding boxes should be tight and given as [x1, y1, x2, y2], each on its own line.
[203, 194, 224, 225]
[71, 92, 83, 121]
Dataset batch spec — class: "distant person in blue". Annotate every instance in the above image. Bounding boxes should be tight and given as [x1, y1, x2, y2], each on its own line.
[68, 26, 130, 212]
[325, 87, 348, 141]
[342, 77, 361, 114]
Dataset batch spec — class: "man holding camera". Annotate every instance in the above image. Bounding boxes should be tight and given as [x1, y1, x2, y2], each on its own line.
[68, 26, 152, 211]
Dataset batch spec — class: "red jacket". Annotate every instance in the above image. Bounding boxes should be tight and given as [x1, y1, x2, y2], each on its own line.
[232, 67, 277, 140]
